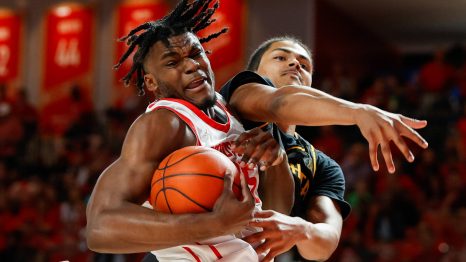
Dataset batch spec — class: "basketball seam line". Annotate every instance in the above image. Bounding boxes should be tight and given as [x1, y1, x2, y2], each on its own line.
[151, 173, 241, 190]
[152, 173, 222, 185]
[162, 154, 172, 214]
[156, 150, 210, 170]
[157, 187, 213, 212]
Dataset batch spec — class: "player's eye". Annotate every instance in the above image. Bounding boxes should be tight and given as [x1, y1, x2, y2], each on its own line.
[166, 60, 178, 67]
[273, 56, 286, 61]
[301, 63, 311, 72]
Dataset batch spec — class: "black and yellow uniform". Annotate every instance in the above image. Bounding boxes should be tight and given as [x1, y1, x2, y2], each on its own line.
[220, 71, 351, 261]
[272, 126, 351, 219]
[220, 70, 350, 218]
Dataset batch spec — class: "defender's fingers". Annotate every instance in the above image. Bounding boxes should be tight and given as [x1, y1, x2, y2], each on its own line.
[243, 231, 266, 244]
[241, 132, 270, 166]
[255, 241, 274, 256]
[389, 131, 414, 162]
[261, 249, 281, 262]
[249, 139, 277, 169]
[399, 115, 428, 129]
[233, 128, 261, 149]
[380, 142, 395, 173]
[222, 172, 234, 193]
[268, 146, 285, 167]
[239, 173, 253, 202]
[257, 239, 284, 259]
[398, 121, 429, 149]
[253, 210, 275, 218]
[248, 219, 274, 228]
[368, 137, 379, 172]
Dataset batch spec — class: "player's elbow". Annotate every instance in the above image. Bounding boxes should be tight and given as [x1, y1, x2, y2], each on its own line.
[298, 227, 340, 261]
[86, 215, 112, 252]
[86, 224, 105, 252]
[305, 247, 336, 262]
[86, 231, 101, 252]
[299, 242, 338, 262]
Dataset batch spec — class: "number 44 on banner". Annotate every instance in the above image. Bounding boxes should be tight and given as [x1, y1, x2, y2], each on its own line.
[55, 38, 80, 67]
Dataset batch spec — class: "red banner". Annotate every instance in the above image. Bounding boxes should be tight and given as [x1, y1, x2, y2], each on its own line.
[197, 0, 246, 89]
[41, 4, 94, 135]
[114, 0, 169, 107]
[0, 9, 21, 85]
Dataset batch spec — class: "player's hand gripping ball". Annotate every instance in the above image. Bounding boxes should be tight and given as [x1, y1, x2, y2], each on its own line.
[150, 146, 242, 214]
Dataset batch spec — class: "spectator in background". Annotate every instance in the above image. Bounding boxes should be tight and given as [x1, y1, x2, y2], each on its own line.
[312, 125, 344, 161]
[0, 96, 24, 162]
[341, 143, 373, 191]
[40, 84, 94, 135]
[419, 48, 455, 94]
[12, 88, 38, 138]
[320, 63, 357, 100]
[360, 76, 389, 109]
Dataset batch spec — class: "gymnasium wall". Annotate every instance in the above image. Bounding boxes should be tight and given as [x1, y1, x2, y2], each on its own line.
[0, 0, 316, 111]
[314, 0, 399, 79]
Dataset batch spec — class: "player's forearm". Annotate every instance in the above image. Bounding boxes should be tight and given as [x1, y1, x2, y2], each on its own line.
[86, 203, 221, 253]
[233, 84, 362, 127]
[296, 221, 340, 261]
[272, 85, 362, 126]
[259, 155, 294, 214]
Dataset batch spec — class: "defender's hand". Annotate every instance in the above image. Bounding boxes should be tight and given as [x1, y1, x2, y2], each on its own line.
[354, 104, 428, 173]
[244, 210, 307, 262]
[232, 127, 285, 171]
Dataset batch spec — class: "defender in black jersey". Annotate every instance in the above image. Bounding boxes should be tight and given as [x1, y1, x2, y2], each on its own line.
[221, 34, 429, 260]
[220, 43, 428, 260]
[234, 37, 425, 261]
[221, 69, 350, 261]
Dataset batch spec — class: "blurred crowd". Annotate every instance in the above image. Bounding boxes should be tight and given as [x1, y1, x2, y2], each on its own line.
[312, 45, 466, 262]
[0, 45, 465, 262]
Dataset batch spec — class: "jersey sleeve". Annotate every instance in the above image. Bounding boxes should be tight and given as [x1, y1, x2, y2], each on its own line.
[219, 70, 273, 102]
[307, 150, 351, 219]
[219, 71, 274, 130]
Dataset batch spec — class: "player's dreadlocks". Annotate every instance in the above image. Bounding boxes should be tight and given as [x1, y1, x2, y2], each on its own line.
[114, 0, 227, 96]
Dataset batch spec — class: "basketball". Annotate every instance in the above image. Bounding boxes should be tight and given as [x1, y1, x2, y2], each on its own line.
[150, 146, 242, 214]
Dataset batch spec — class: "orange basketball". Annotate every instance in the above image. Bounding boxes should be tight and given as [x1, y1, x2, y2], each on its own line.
[150, 146, 242, 214]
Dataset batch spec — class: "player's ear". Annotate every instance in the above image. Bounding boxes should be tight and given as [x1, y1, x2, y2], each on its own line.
[145, 73, 158, 92]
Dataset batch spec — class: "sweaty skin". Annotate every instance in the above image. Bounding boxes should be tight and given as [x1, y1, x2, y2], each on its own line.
[229, 41, 428, 174]
[86, 33, 291, 254]
[236, 40, 428, 261]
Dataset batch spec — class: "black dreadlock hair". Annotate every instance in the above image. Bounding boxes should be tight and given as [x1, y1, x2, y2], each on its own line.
[246, 36, 312, 72]
[114, 0, 228, 96]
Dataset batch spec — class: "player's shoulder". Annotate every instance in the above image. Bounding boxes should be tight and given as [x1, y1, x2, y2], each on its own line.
[223, 70, 270, 87]
[314, 149, 342, 173]
[220, 70, 274, 102]
[130, 108, 190, 139]
[122, 109, 196, 158]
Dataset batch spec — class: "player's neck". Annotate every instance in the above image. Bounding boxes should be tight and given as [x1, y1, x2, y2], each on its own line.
[204, 107, 215, 117]
[204, 105, 227, 124]
[277, 123, 296, 135]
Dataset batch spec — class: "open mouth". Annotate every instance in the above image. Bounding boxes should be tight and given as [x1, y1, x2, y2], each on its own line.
[186, 77, 208, 91]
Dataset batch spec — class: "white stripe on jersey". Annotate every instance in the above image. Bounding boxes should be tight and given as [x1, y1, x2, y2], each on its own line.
[145, 96, 262, 261]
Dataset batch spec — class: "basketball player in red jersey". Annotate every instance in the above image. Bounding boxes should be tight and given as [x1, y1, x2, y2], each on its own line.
[87, 0, 429, 260]
[86, 1, 293, 261]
